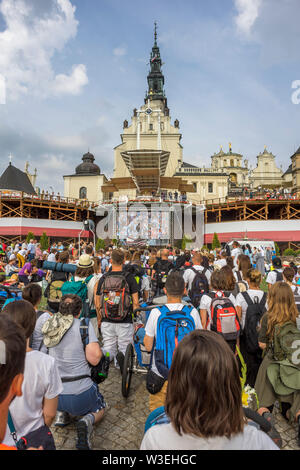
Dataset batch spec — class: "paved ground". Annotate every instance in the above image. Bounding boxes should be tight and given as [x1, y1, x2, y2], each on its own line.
[51, 366, 299, 451]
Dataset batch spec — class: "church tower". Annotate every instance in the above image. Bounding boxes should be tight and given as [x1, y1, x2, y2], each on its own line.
[109, 23, 186, 198]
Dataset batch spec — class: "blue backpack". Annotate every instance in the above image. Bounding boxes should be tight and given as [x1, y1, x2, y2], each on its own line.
[155, 304, 195, 380]
[144, 406, 170, 434]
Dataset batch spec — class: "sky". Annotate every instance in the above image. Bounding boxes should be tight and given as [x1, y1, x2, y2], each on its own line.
[0, 0, 300, 193]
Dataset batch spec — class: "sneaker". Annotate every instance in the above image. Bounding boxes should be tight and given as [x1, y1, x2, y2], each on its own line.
[116, 351, 125, 375]
[54, 411, 71, 427]
[76, 415, 94, 450]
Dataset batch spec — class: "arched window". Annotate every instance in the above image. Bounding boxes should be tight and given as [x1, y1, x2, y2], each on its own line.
[79, 187, 87, 199]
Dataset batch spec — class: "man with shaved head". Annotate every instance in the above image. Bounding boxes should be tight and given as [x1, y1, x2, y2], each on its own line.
[183, 252, 211, 309]
[151, 248, 173, 297]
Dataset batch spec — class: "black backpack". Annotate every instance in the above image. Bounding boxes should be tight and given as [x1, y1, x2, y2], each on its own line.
[123, 263, 145, 297]
[155, 260, 172, 289]
[242, 291, 267, 354]
[274, 270, 283, 282]
[188, 267, 209, 308]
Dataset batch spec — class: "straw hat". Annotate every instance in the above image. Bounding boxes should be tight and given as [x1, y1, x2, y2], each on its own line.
[77, 254, 94, 268]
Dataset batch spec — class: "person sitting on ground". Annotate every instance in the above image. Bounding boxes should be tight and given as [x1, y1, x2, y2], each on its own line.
[141, 330, 278, 450]
[144, 272, 202, 412]
[255, 282, 300, 447]
[0, 314, 26, 450]
[2, 300, 62, 450]
[5, 254, 19, 278]
[43, 294, 106, 450]
[18, 260, 39, 286]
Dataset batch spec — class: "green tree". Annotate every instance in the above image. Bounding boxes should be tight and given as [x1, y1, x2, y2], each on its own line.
[26, 232, 35, 243]
[274, 242, 280, 256]
[212, 232, 221, 250]
[96, 238, 106, 252]
[283, 248, 296, 256]
[40, 232, 49, 251]
[181, 234, 193, 250]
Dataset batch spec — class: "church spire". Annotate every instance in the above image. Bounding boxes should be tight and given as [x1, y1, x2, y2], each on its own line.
[145, 22, 165, 103]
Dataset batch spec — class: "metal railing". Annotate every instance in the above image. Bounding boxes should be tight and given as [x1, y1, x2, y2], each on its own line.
[0, 191, 98, 209]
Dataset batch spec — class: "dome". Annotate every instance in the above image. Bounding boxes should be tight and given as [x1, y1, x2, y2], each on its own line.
[75, 152, 101, 175]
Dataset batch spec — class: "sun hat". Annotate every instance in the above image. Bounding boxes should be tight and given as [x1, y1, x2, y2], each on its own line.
[77, 254, 94, 268]
[282, 261, 290, 267]
[9, 254, 16, 261]
[42, 312, 74, 348]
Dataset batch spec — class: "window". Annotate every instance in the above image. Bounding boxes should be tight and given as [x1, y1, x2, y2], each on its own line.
[149, 123, 153, 131]
[208, 182, 213, 193]
[79, 187, 87, 199]
[230, 159, 234, 167]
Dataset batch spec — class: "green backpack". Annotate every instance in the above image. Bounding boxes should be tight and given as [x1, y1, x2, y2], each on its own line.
[271, 321, 300, 367]
[61, 275, 94, 317]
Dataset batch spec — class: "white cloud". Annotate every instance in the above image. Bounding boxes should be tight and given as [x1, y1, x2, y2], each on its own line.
[113, 46, 127, 57]
[53, 64, 88, 96]
[234, 0, 262, 36]
[0, 0, 88, 99]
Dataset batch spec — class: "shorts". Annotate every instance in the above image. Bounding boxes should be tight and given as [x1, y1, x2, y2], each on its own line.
[58, 383, 106, 416]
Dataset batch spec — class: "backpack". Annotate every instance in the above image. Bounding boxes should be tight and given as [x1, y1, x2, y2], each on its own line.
[154, 304, 195, 380]
[155, 260, 172, 289]
[99, 273, 132, 321]
[242, 291, 267, 354]
[124, 264, 145, 297]
[293, 287, 300, 313]
[274, 270, 283, 282]
[271, 321, 300, 366]
[44, 272, 65, 306]
[61, 275, 94, 318]
[210, 292, 241, 342]
[236, 271, 248, 293]
[79, 317, 110, 384]
[188, 267, 209, 308]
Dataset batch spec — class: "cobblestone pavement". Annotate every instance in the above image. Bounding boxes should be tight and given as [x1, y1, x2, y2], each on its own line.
[51, 366, 299, 451]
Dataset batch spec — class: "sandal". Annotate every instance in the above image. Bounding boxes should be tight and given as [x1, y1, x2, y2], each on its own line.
[262, 412, 282, 449]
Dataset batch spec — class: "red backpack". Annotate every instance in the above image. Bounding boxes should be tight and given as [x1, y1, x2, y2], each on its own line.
[209, 291, 241, 342]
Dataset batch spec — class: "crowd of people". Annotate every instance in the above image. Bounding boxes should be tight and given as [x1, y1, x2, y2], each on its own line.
[0, 237, 300, 451]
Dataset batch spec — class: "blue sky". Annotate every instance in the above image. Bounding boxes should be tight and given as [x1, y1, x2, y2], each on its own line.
[0, 0, 300, 193]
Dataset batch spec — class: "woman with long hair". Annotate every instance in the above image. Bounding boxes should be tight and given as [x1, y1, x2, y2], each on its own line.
[141, 330, 278, 450]
[235, 269, 267, 387]
[234, 254, 251, 287]
[255, 282, 300, 443]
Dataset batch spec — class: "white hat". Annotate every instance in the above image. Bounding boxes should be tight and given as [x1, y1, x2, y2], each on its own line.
[9, 254, 16, 261]
[77, 254, 94, 268]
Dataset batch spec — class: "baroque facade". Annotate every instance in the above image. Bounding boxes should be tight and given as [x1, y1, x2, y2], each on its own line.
[64, 26, 297, 204]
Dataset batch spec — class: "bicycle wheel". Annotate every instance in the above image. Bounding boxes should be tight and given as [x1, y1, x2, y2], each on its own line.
[122, 343, 134, 398]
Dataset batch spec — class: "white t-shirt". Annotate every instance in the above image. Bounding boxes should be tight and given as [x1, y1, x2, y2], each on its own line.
[214, 258, 227, 269]
[145, 303, 202, 378]
[235, 289, 266, 329]
[31, 312, 52, 354]
[231, 247, 242, 268]
[266, 269, 283, 285]
[3, 350, 63, 447]
[183, 265, 211, 292]
[141, 422, 279, 450]
[47, 253, 56, 262]
[199, 291, 236, 330]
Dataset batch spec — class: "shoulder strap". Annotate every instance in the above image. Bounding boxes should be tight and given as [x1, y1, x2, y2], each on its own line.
[237, 271, 242, 282]
[181, 304, 194, 315]
[259, 292, 267, 306]
[79, 317, 89, 351]
[241, 291, 253, 306]
[158, 305, 170, 315]
[7, 411, 18, 445]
